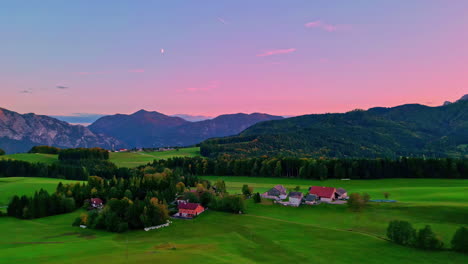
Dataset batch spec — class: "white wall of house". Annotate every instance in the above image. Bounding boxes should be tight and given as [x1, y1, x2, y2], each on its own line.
[289, 197, 302, 205]
[321, 197, 333, 202]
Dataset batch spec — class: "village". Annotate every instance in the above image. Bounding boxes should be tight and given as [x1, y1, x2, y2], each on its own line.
[170, 184, 349, 220]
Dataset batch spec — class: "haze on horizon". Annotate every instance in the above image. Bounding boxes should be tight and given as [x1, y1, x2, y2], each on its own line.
[1, 0, 467, 117]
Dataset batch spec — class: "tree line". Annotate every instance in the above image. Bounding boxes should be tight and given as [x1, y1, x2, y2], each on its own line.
[148, 156, 468, 179]
[387, 220, 467, 253]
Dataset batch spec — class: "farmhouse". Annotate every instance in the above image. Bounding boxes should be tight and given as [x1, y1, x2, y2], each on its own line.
[177, 203, 205, 218]
[304, 194, 318, 205]
[335, 188, 348, 199]
[90, 198, 103, 209]
[309, 186, 336, 202]
[261, 185, 288, 200]
[288, 192, 304, 207]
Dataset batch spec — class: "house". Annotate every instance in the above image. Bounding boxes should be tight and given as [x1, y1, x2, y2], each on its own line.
[90, 198, 103, 209]
[335, 188, 348, 199]
[304, 194, 318, 205]
[309, 186, 336, 202]
[178, 203, 205, 218]
[288, 192, 304, 206]
[261, 185, 288, 200]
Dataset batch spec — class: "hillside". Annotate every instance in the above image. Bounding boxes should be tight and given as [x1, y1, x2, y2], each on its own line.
[0, 108, 122, 154]
[200, 97, 468, 158]
[89, 110, 283, 148]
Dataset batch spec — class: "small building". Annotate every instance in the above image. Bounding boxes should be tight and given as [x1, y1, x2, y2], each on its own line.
[335, 188, 348, 200]
[90, 198, 103, 209]
[178, 203, 205, 218]
[309, 186, 336, 202]
[261, 185, 288, 200]
[288, 192, 304, 207]
[304, 194, 318, 205]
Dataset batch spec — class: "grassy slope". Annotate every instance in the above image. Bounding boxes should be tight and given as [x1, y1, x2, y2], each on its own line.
[0, 177, 467, 263]
[201, 177, 468, 205]
[0, 177, 81, 208]
[0, 209, 467, 264]
[0, 153, 58, 165]
[109, 147, 200, 167]
[0, 147, 200, 168]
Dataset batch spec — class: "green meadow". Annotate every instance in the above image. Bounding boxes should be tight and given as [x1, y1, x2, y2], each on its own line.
[0, 147, 200, 168]
[0, 176, 467, 263]
[0, 177, 81, 209]
[0, 153, 58, 165]
[109, 147, 200, 167]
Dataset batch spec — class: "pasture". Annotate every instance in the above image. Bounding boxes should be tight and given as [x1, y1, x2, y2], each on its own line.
[0, 153, 58, 165]
[0, 147, 200, 168]
[109, 147, 200, 167]
[0, 177, 81, 209]
[0, 176, 467, 263]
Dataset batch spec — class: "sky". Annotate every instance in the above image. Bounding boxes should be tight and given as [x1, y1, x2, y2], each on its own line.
[1, 0, 467, 117]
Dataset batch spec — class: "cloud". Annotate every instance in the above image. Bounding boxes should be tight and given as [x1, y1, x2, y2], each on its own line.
[256, 48, 296, 57]
[128, 69, 145, 73]
[178, 81, 219, 93]
[19, 89, 32, 94]
[217, 17, 228, 25]
[56, 86, 69, 89]
[305, 20, 348, 32]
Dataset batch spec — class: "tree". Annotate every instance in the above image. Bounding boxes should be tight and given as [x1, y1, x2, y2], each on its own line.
[347, 193, 365, 212]
[242, 184, 253, 197]
[274, 161, 282, 177]
[362, 193, 371, 203]
[415, 225, 444, 250]
[176, 182, 186, 193]
[451, 227, 468, 253]
[0, 148, 5, 156]
[387, 220, 416, 246]
[383, 192, 390, 199]
[253, 192, 262, 203]
[213, 180, 226, 194]
[183, 191, 199, 203]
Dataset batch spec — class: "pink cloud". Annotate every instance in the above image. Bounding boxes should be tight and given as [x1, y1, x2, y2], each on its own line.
[217, 17, 227, 25]
[128, 69, 145, 73]
[256, 48, 296, 57]
[305, 21, 348, 32]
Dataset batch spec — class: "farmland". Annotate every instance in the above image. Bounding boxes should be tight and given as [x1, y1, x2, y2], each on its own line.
[0, 176, 467, 263]
[0, 147, 201, 168]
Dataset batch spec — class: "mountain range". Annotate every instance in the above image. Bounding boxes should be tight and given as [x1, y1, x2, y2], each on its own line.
[201, 95, 468, 158]
[0, 108, 282, 153]
[0, 107, 120, 153]
[88, 110, 283, 148]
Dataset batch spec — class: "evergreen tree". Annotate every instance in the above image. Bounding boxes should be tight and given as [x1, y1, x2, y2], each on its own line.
[451, 227, 468, 253]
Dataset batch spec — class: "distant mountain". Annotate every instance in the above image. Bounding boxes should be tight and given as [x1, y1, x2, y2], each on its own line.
[0, 107, 121, 153]
[89, 110, 283, 148]
[441, 94, 468, 106]
[171, 114, 213, 122]
[200, 97, 468, 158]
[49, 114, 105, 126]
[89, 110, 189, 148]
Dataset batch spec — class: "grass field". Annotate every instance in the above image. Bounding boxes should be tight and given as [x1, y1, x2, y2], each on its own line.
[0, 176, 467, 263]
[0, 147, 200, 168]
[0, 153, 58, 165]
[109, 147, 200, 167]
[0, 177, 81, 208]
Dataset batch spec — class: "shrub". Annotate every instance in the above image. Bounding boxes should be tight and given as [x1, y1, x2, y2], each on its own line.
[0, 148, 5, 156]
[415, 225, 444, 250]
[387, 220, 416, 246]
[451, 227, 468, 253]
[253, 192, 262, 203]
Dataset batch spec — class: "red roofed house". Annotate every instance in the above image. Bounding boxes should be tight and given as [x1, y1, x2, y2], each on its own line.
[90, 198, 104, 209]
[309, 186, 336, 202]
[178, 203, 205, 218]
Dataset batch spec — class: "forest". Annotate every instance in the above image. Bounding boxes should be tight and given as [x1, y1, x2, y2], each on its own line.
[149, 156, 468, 179]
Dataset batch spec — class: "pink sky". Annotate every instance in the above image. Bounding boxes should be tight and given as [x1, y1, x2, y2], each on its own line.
[1, 1, 467, 117]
